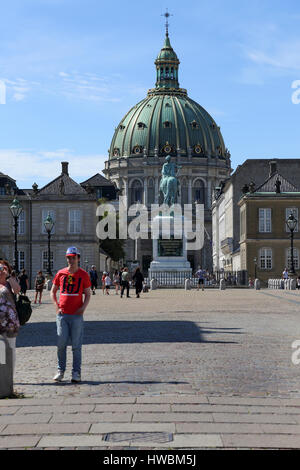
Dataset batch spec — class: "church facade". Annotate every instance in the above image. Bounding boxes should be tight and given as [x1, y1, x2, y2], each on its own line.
[103, 30, 231, 273]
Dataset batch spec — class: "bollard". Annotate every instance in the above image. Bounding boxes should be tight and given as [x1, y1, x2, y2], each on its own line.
[254, 279, 260, 290]
[150, 278, 157, 290]
[0, 335, 13, 398]
[185, 278, 191, 290]
[219, 279, 226, 290]
[291, 278, 296, 290]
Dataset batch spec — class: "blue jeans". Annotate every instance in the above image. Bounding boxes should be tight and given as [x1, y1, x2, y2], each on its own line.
[56, 313, 84, 374]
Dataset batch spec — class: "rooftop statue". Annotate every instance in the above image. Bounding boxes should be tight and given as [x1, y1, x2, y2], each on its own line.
[160, 155, 181, 205]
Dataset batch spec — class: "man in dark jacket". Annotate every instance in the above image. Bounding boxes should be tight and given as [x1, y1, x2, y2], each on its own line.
[132, 267, 144, 298]
[89, 265, 98, 295]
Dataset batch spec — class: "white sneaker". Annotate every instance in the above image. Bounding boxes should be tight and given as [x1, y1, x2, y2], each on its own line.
[53, 371, 64, 382]
[71, 372, 81, 383]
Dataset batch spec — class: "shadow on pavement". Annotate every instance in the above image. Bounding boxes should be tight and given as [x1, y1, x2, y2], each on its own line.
[16, 321, 242, 347]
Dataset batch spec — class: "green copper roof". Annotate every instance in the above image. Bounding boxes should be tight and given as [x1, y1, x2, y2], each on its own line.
[108, 33, 229, 161]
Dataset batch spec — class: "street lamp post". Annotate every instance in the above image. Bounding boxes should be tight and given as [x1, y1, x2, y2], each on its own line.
[43, 212, 55, 277]
[286, 212, 298, 276]
[9, 198, 23, 273]
[253, 257, 257, 279]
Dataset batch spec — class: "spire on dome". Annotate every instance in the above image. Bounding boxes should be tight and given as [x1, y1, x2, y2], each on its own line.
[155, 10, 180, 90]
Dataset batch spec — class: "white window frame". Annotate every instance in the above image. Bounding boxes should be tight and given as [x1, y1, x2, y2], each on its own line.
[42, 250, 54, 272]
[18, 250, 25, 270]
[42, 209, 56, 234]
[286, 247, 299, 270]
[285, 208, 298, 233]
[259, 247, 272, 270]
[17, 210, 25, 235]
[259, 208, 272, 233]
[69, 209, 81, 234]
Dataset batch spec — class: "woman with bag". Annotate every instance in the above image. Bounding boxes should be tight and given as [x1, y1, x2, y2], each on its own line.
[0, 260, 20, 375]
[34, 270, 46, 304]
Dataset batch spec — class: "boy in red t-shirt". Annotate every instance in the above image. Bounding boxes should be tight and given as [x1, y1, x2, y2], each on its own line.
[51, 246, 91, 383]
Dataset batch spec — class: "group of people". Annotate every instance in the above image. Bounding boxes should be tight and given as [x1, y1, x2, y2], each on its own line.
[89, 266, 145, 299]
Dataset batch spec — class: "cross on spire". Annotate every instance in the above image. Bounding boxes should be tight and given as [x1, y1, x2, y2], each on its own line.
[161, 8, 173, 37]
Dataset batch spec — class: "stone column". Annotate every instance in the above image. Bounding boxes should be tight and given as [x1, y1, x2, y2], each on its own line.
[155, 176, 159, 203]
[144, 178, 148, 207]
[188, 178, 192, 204]
[207, 179, 212, 209]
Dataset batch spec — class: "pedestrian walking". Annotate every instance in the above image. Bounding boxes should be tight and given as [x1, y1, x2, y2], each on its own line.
[18, 269, 29, 295]
[113, 270, 120, 295]
[105, 273, 112, 295]
[89, 265, 98, 295]
[101, 272, 106, 295]
[282, 268, 289, 280]
[0, 259, 20, 376]
[132, 266, 144, 298]
[50, 246, 91, 383]
[297, 276, 300, 290]
[195, 266, 206, 291]
[34, 270, 45, 304]
[120, 267, 130, 298]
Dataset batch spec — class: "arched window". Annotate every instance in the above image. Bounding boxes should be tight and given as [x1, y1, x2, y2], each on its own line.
[130, 180, 143, 204]
[192, 179, 205, 205]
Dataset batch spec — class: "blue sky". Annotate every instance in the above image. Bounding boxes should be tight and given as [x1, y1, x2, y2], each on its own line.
[1, 0, 300, 187]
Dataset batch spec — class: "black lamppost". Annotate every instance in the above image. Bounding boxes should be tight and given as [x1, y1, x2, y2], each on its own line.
[253, 257, 257, 279]
[43, 212, 55, 277]
[286, 212, 298, 275]
[9, 198, 23, 273]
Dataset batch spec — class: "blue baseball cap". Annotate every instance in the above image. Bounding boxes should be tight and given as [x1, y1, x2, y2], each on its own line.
[66, 246, 80, 257]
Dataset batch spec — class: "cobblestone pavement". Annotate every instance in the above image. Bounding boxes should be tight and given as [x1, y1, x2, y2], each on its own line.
[2, 287, 300, 449]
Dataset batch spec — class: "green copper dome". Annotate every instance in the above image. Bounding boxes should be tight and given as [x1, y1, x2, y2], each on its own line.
[109, 34, 229, 161]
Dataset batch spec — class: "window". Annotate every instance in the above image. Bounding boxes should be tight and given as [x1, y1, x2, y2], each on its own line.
[0, 187, 5, 195]
[131, 180, 143, 204]
[18, 251, 25, 271]
[69, 209, 81, 234]
[259, 208, 271, 233]
[43, 250, 54, 272]
[42, 210, 55, 234]
[286, 208, 298, 232]
[260, 248, 272, 269]
[286, 248, 299, 270]
[193, 179, 205, 205]
[17, 210, 25, 235]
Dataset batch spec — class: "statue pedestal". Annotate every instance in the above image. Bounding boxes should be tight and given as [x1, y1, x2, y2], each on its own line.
[149, 216, 192, 286]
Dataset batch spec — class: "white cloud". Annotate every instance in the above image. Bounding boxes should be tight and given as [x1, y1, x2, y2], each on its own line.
[0, 149, 107, 188]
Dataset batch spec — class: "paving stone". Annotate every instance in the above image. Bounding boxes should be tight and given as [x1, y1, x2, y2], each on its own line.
[130, 434, 223, 449]
[0, 407, 20, 415]
[133, 413, 214, 422]
[90, 422, 175, 433]
[208, 397, 283, 406]
[176, 422, 263, 434]
[38, 435, 129, 448]
[136, 395, 209, 404]
[50, 413, 133, 423]
[0, 414, 52, 424]
[261, 424, 300, 434]
[213, 413, 298, 424]
[94, 404, 171, 413]
[16, 404, 95, 414]
[1, 423, 91, 435]
[63, 397, 136, 405]
[221, 433, 300, 449]
[0, 435, 41, 448]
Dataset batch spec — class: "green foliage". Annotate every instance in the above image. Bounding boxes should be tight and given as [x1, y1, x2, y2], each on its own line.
[98, 198, 125, 262]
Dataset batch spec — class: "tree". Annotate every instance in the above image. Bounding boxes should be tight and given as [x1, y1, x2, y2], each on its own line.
[97, 198, 125, 262]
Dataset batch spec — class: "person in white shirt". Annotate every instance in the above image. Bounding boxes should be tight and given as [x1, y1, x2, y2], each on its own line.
[282, 268, 289, 280]
[105, 274, 112, 295]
